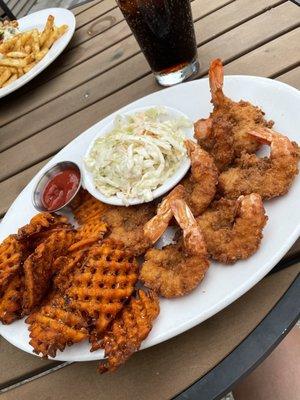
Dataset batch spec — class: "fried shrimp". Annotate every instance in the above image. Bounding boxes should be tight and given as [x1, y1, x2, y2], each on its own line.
[102, 203, 156, 256]
[140, 199, 209, 298]
[194, 115, 234, 171]
[143, 185, 185, 244]
[209, 59, 273, 157]
[197, 194, 267, 264]
[218, 127, 299, 200]
[181, 140, 218, 216]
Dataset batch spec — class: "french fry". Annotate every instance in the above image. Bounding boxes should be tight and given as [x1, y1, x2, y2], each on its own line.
[35, 48, 49, 61]
[57, 25, 68, 38]
[39, 15, 54, 47]
[17, 67, 24, 77]
[2, 73, 17, 87]
[0, 36, 18, 54]
[6, 51, 28, 58]
[32, 29, 40, 53]
[23, 62, 36, 73]
[0, 55, 33, 68]
[20, 31, 33, 47]
[24, 44, 32, 54]
[9, 67, 18, 74]
[43, 29, 58, 50]
[0, 68, 12, 87]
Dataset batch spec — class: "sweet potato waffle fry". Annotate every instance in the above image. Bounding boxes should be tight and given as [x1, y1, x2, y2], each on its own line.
[0, 15, 68, 89]
[65, 240, 138, 351]
[26, 292, 88, 358]
[72, 190, 111, 224]
[17, 212, 69, 241]
[0, 235, 26, 294]
[0, 273, 24, 324]
[53, 251, 88, 293]
[99, 290, 159, 372]
[68, 216, 108, 253]
[23, 229, 75, 314]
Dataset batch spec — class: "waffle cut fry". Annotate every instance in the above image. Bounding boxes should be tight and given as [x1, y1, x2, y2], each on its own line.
[0, 235, 26, 294]
[99, 290, 160, 372]
[26, 292, 88, 358]
[23, 229, 75, 314]
[68, 217, 108, 253]
[71, 190, 111, 225]
[17, 212, 70, 241]
[54, 218, 108, 292]
[53, 250, 88, 293]
[0, 273, 24, 324]
[65, 240, 139, 351]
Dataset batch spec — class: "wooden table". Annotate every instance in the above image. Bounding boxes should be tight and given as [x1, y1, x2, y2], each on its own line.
[0, 1, 300, 399]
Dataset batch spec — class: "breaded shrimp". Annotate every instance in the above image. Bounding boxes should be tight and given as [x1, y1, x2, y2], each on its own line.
[197, 194, 267, 264]
[101, 202, 156, 256]
[143, 185, 185, 244]
[181, 140, 218, 216]
[194, 115, 234, 171]
[209, 59, 273, 157]
[218, 127, 299, 200]
[140, 199, 210, 298]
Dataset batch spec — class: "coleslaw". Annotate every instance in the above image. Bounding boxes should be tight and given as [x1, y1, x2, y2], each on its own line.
[85, 107, 191, 204]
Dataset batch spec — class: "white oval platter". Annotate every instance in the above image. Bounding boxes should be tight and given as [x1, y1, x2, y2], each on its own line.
[0, 75, 299, 361]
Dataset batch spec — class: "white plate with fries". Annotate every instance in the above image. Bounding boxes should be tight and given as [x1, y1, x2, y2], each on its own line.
[0, 8, 75, 98]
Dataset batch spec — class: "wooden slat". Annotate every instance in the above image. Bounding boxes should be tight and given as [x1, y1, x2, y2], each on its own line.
[0, 338, 58, 388]
[276, 66, 300, 88]
[0, 30, 299, 211]
[0, 159, 50, 217]
[72, 0, 104, 16]
[71, 5, 123, 49]
[1, 263, 299, 398]
[17, 0, 39, 18]
[0, 0, 296, 156]
[286, 238, 300, 258]
[74, 0, 117, 29]
[6, 0, 19, 12]
[12, 0, 33, 17]
[223, 30, 300, 76]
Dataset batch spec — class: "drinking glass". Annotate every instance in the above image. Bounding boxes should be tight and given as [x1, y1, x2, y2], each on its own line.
[116, 0, 199, 86]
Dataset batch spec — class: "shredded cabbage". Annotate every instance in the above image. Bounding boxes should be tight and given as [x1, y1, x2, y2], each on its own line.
[85, 107, 191, 204]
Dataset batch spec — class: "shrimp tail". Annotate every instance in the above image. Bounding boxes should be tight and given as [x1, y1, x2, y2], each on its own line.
[144, 185, 185, 244]
[249, 127, 299, 157]
[171, 198, 207, 256]
[209, 58, 225, 106]
[236, 193, 267, 225]
[194, 118, 213, 141]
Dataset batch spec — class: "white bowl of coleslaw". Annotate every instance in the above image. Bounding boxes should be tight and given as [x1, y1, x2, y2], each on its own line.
[82, 106, 194, 206]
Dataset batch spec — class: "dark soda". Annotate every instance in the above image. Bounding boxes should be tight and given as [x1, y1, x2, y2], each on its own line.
[117, 0, 198, 78]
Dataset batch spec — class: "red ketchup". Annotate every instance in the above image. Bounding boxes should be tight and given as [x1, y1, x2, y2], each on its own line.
[41, 168, 80, 211]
